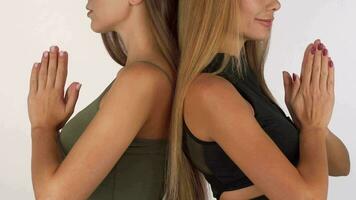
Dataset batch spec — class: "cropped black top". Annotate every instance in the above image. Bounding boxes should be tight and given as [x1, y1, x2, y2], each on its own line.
[182, 53, 300, 200]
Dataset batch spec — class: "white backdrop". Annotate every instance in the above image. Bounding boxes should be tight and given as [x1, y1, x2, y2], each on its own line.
[0, 0, 354, 199]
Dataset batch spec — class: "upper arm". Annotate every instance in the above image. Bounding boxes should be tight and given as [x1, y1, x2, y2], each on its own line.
[184, 74, 313, 200]
[43, 64, 163, 199]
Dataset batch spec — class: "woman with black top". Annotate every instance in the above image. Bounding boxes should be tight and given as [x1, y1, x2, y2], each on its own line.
[164, 0, 350, 199]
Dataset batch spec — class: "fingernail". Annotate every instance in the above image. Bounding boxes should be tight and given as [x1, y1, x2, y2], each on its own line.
[292, 73, 296, 81]
[318, 43, 324, 50]
[76, 83, 82, 90]
[311, 46, 316, 54]
[322, 48, 328, 56]
[43, 51, 48, 58]
[50, 46, 57, 52]
[59, 51, 65, 57]
[329, 60, 334, 68]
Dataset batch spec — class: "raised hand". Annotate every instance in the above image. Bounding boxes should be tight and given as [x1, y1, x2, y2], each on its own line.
[27, 46, 81, 131]
[282, 39, 335, 131]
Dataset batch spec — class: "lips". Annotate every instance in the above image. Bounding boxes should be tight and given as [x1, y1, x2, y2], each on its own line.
[86, 6, 93, 11]
[86, 6, 93, 17]
[256, 18, 274, 23]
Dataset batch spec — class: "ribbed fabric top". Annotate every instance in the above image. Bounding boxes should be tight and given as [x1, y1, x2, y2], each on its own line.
[59, 78, 168, 200]
[182, 53, 300, 200]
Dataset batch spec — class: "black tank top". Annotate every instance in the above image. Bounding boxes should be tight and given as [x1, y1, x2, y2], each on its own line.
[182, 53, 300, 200]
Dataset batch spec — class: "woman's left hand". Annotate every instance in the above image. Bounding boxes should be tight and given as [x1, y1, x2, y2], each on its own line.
[282, 70, 302, 129]
[27, 46, 81, 132]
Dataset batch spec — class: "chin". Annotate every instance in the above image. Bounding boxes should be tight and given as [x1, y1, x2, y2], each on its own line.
[90, 23, 113, 33]
[244, 27, 271, 41]
[245, 35, 270, 41]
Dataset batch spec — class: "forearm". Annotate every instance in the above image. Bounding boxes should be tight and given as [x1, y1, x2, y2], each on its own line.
[326, 129, 350, 176]
[297, 128, 329, 199]
[31, 127, 64, 197]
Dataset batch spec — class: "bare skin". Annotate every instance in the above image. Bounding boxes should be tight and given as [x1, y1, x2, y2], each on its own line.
[184, 0, 349, 199]
[87, 0, 175, 83]
[28, 0, 175, 199]
[99, 65, 173, 140]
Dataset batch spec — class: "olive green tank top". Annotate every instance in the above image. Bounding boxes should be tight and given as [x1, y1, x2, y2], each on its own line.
[59, 78, 168, 200]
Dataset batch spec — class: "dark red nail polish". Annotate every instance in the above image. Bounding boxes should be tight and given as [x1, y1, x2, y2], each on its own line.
[311, 46, 316, 54]
[318, 43, 323, 50]
[322, 48, 328, 56]
[329, 60, 334, 68]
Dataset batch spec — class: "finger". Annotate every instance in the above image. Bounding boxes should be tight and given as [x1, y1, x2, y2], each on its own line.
[29, 63, 40, 94]
[320, 46, 329, 92]
[55, 51, 68, 91]
[313, 39, 321, 50]
[282, 71, 292, 101]
[311, 41, 323, 90]
[300, 43, 314, 83]
[47, 45, 59, 88]
[291, 73, 301, 101]
[38, 52, 49, 90]
[300, 43, 316, 90]
[65, 82, 81, 115]
[327, 57, 334, 94]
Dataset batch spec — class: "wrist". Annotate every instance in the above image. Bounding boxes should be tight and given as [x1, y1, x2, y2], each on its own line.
[31, 126, 58, 136]
[300, 126, 328, 136]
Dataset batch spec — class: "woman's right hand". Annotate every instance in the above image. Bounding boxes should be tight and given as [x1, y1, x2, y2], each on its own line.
[287, 40, 335, 132]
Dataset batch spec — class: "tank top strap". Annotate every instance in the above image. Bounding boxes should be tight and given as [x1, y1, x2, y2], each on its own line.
[97, 78, 116, 100]
[202, 53, 226, 73]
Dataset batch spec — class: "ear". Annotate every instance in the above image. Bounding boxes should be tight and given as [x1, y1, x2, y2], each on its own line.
[129, 0, 144, 6]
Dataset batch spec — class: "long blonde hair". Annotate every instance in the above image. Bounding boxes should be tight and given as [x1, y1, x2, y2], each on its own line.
[165, 0, 279, 199]
[100, 0, 179, 72]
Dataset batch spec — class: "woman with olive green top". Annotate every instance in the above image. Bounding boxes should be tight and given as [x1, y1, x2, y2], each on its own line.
[59, 78, 168, 199]
[29, 0, 178, 199]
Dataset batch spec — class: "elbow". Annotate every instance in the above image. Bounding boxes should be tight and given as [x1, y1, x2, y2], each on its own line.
[337, 150, 351, 176]
[330, 163, 351, 176]
[339, 156, 351, 176]
[338, 164, 351, 176]
[342, 160, 351, 176]
[340, 166, 350, 176]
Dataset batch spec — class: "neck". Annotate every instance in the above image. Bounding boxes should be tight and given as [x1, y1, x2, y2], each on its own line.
[113, 3, 163, 66]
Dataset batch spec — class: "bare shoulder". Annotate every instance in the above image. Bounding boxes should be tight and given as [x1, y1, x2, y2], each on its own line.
[115, 61, 173, 90]
[99, 62, 168, 111]
[183, 73, 254, 140]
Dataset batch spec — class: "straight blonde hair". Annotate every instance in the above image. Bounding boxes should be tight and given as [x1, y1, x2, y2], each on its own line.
[165, 0, 279, 199]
